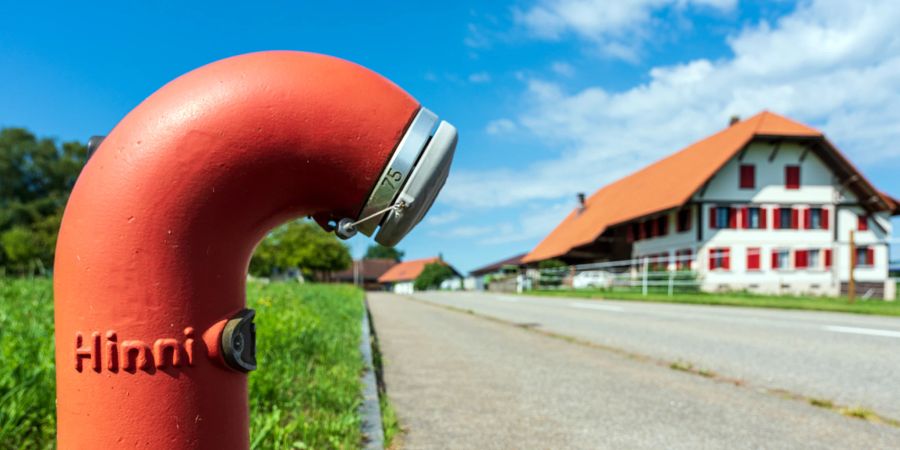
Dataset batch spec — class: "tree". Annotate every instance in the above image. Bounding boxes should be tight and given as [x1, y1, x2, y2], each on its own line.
[249, 220, 351, 279]
[414, 262, 456, 291]
[364, 244, 404, 262]
[0, 128, 87, 275]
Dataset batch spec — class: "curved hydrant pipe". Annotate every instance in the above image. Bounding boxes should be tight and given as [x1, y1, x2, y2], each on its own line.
[54, 51, 422, 448]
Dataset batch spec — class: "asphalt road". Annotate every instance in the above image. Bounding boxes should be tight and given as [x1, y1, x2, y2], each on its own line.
[408, 291, 900, 420]
[368, 292, 900, 449]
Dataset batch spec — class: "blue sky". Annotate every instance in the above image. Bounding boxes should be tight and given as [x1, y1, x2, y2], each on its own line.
[2, 0, 898, 272]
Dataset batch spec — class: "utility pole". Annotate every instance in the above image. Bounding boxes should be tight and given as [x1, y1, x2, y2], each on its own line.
[849, 230, 856, 304]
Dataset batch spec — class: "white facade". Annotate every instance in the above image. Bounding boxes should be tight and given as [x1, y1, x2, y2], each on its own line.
[631, 141, 894, 299]
[390, 281, 414, 294]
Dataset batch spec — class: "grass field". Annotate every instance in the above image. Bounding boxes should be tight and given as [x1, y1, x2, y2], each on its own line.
[527, 287, 900, 316]
[0, 278, 379, 449]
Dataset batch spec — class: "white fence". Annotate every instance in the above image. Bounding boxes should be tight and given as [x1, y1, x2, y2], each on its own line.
[529, 253, 701, 297]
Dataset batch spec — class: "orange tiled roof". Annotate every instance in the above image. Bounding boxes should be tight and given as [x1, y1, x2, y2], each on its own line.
[524, 111, 836, 263]
[377, 257, 442, 283]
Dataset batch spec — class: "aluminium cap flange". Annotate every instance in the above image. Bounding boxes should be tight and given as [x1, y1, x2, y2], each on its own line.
[347, 107, 457, 246]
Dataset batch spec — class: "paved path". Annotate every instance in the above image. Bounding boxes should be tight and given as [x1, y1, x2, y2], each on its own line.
[410, 291, 900, 420]
[368, 292, 900, 449]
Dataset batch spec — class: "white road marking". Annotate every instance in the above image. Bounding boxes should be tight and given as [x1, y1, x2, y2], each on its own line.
[569, 302, 625, 312]
[495, 297, 519, 303]
[824, 325, 900, 339]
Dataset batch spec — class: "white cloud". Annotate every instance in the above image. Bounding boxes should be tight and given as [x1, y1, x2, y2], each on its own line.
[480, 200, 576, 245]
[441, 0, 900, 218]
[468, 71, 492, 83]
[551, 61, 576, 77]
[514, 0, 737, 59]
[485, 118, 518, 135]
[425, 210, 461, 226]
[437, 225, 496, 238]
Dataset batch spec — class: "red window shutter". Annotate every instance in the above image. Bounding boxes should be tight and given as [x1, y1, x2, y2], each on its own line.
[723, 248, 730, 270]
[803, 208, 811, 230]
[729, 208, 737, 229]
[747, 248, 760, 270]
[785, 166, 800, 189]
[740, 165, 755, 189]
[639, 222, 646, 240]
[626, 225, 634, 242]
[858, 215, 869, 231]
[741, 207, 749, 229]
[708, 251, 716, 270]
[760, 208, 768, 229]
[866, 247, 875, 266]
[709, 206, 717, 229]
[771, 250, 780, 269]
[791, 208, 799, 229]
[773, 208, 781, 229]
[822, 208, 829, 229]
[795, 250, 808, 269]
[824, 249, 832, 268]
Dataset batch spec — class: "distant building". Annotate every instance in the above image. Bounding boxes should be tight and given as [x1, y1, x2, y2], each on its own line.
[469, 253, 527, 291]
[377, 256, 461, 294]
[525, 111, 899, 299]
[331, 258, 398, 290]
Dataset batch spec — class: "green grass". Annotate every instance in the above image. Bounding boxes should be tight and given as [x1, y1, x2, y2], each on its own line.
[248, 282, 365, 449]
[0, 278, 55, 449]
[0, 278, 372, 449]
[527, 288, 900, 316]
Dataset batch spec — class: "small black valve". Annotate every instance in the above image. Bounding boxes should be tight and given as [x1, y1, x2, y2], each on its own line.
[221, 309, 257, 372]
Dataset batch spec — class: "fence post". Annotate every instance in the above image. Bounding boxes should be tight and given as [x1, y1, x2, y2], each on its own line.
[642, 257, 649, 296]
[668, 269, 674, 297]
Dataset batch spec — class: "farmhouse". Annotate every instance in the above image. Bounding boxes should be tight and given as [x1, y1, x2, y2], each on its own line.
[377, 256, 462, 294]
[524, 112, 899, 299]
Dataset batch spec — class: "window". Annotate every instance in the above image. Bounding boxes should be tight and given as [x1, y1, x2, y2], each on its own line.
[629, 223, 640, 242]
[642, 220, 654, 239]
[675, 249, 693, 270]
[739, 164, 755, 189]
[795, 249, 808, 269]
[858, 214, 869, 231]
[677, 209, 691, 233]
[710, 206, 735, 229]
[804, 207, 828, 230]
[785, 165, 800, 189]
[808, 249, 820, 268]
[772, 249, 790, 270]
[708, 247, 730, 270]
[746, 247, 761, 270]
[656, 216, 669, 237]
[742, 207, 766, 229]
[855, 246, 875, 267]
[773, 207, 798, 229]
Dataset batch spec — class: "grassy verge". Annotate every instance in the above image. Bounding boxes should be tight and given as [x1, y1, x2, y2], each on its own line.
[367, 306, 401, 448]
[0, 278, 55, 449]
[248, 282, 365, 449]
[526, 288, 900, 316]
[0, 278, 369, 449]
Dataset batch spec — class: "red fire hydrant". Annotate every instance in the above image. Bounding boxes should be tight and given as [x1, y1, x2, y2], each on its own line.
[53, 51, 456, 448]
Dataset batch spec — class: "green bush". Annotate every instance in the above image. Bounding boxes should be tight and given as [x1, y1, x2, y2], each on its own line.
[414, 262, 456, 291]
